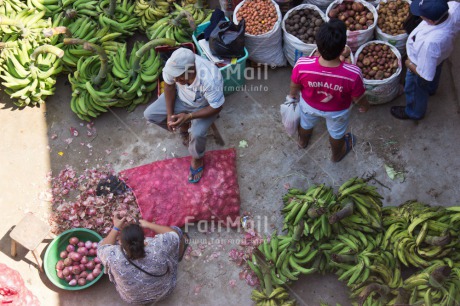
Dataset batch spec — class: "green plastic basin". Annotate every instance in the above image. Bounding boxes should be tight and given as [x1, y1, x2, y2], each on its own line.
[44, 228, 104, 290]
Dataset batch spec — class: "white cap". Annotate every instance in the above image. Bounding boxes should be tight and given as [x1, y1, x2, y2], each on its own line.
[163, 48, 196, 78]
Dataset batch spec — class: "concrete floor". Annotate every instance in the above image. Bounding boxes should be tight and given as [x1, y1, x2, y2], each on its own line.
[1, 36, 459, 305]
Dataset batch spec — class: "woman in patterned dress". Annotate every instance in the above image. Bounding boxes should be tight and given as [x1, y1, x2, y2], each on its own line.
[97, 215, 189, 304]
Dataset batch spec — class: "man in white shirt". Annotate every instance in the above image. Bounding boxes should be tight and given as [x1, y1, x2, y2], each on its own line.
[144, 48, 225, 183]
[390, 0, 459, 120]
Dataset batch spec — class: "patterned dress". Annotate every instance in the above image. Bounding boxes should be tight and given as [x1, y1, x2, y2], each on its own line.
[97, 231, 180, 304]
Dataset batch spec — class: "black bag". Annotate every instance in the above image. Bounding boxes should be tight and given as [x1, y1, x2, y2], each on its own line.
[209, 19, 245, 58]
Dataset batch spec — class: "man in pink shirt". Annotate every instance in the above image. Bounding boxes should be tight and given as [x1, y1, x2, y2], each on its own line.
[289, 19, 370, 162]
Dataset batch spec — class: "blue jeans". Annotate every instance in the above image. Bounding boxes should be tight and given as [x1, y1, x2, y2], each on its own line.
[404, 63, 443, 119]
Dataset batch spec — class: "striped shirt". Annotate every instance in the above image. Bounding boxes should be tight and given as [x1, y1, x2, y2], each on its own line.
[291, 56, 365, 112]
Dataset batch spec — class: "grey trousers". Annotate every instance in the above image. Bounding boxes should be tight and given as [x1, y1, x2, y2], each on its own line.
[144, 93, 217, 159]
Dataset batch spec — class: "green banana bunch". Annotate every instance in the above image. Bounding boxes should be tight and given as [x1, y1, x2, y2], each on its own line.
[146, 11, 196, 43]
[0, 0, 28, 15]
[251, 286, 296, 306]
[97, 0, 140, 37]
[66, 39, 119, 121]
[134, 0, 170, 31]
[172, 0, 213, 26]
[0, 41, 63, 107]
[57, 0, 100, 20]
[111, 38, 176, 111]
[352, 282, 392, 306]
[0, 8, 52, 43]
[23, 0, 61, 17]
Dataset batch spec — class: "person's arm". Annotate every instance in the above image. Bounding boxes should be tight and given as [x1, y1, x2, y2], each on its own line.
[289, 81, 302, 100]
[99, 215, 126, 246]
[164, 82, 177, 131]
[353, 94, 370, 113]
[139, 219, 175, 234]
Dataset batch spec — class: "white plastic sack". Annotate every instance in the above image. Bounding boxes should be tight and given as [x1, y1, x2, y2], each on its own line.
[282, 4, 327, 66]
[326, 0, 378, 52]
[280, 96, 300, 136]
[354, 40, 402, 105]
[301, 0, 333, 12]
[375, 0, 411, 56]
[233, 0, 287, 67]
[309, 45, 355, 63]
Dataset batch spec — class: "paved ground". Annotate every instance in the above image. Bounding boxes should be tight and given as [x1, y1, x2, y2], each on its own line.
[0, 35, 459, 305]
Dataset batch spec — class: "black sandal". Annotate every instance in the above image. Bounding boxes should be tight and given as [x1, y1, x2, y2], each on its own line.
[178, 232, 190, 262]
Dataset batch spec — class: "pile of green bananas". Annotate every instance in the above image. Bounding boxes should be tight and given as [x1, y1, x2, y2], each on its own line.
[0, 41, 63, 106]
[97, 0, 140, 37]
[0, 8, 51, 42]
[251, 286, 296, 306]
[111, 38, 176, 111]
[134, 0, 170, 31]
[146, 11, 196, 43]
[0, 0, 28, 15]
[67, 39, 119, 121]
[172, 0, 212, 25]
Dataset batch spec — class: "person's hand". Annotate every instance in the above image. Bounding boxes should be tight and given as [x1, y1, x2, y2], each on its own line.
[113, 215, 126, 229]
[167, 113, 189, 130]
[358, 101, 370, 113]
[139, 219, 153, 229]
[405, 59, 411, 68]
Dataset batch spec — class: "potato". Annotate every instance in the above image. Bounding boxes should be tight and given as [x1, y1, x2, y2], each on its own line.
[377, 0, 409, 35]
[328, 0, 375, 31]
[237, 0, 278, 35]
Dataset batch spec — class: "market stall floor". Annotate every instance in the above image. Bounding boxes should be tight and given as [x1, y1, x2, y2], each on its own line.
[1, 38, 460, 305]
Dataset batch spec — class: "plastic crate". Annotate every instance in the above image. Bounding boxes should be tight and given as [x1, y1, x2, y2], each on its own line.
[192, 21, 248, 96]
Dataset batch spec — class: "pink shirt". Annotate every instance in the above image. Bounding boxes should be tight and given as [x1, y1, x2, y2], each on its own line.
[291, 57, 365, 112]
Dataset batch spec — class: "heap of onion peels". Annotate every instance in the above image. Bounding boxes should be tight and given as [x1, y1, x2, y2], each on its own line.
[48, 165, 140, 236]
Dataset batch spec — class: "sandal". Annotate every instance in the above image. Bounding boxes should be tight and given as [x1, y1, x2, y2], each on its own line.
[335, 133, 355, 162]
[188, 165, 204, 183]
[178, 232, 190, 262]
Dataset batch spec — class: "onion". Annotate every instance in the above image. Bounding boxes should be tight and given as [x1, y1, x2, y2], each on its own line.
[93, 257, 101, 264]
[85, 241, 92, 249]
[62, 267, 70, 277]
[92, 268, 101, 277]
[71, 266, 81, 275]
[68, 279, 77, 286]
[56, 260, 65, 270]
[69, 237, 79, 245]
[65, 275, 73, 282]
[77, 278, 87, 286]
[81, 256, 89, 264]
[95, 263, 102, 270]
[86, 260, 95, 270]
[63, 258, 73, 267]
[92, 242, 98, 249]
[70, 252, 82, 262]
[78, 241, 85, 247]
[60, 251, 68, 259]
[86, 273, 95, 282]
[88, 249, 97, 256]
[56, 270, 64, 279]
[79, 264, 86, 272]
[79, 271, 88, 279]
[77, 247, 88, 256]
[66, 245, 75, 253]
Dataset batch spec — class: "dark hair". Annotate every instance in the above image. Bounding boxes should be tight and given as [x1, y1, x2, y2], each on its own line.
[315, 19, 347, 60]
[120, 224, 146, 260]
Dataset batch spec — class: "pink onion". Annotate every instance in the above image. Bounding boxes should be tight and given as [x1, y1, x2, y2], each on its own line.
[92, 268, 101, 277]
[65, 275, 73, 282]
[66, 245, 75, 252]
[56, 270, 64, 279]
[78, 241, 85, 247]
[56, 260, 65, 270]
[95, 264, 102, 270]
[71, 266, 81, 275]
[77, 247, 88, 256]
[92, 242, 98, 249]
[70, 252, 82, 262]
[60, 251, 68, 259]
[88, 249, 97, 256]
[68, 279, 77, 286]
[81, 256, 89, 264]
[63, 258, 73, 267]
[93, 257, 101, 264]
[62, 267, 70, 277]
[85, 260, 95, 270]
[79, 264, 86, 272]
[79, 271, 88, 279]
[86, 273, 95, 282]
[77, 278, 86, 286]
[85, 241, 92, 249]
[69, 237, 79, 245]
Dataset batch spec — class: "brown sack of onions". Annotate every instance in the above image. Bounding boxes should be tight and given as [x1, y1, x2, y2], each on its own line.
[326, 0, 378, 52]
[354, 40, 402, 104]
[376, 0, 411, 55]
